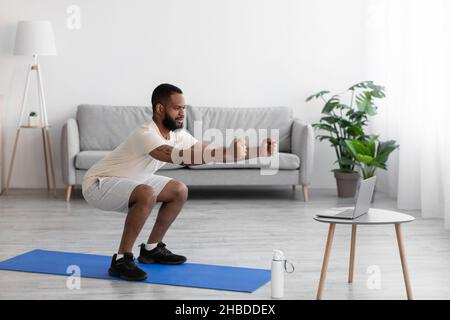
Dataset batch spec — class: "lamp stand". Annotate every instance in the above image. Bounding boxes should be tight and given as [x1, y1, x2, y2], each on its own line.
[5, 55, 56, 195]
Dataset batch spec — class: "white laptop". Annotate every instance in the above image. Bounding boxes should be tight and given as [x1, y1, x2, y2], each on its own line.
[315, 176, 377, 220]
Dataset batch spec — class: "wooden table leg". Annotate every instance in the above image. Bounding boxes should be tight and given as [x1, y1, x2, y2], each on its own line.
[348, 224, 357, 283]
[44, 127, 57, 196]
[316, 223, 336, 300]
[395, 223, 413, 300]
[65, 185, 73, 202]
[302, 185, 309, 202]
[41, 127, 50, 191]
[5, 128, 21, 193]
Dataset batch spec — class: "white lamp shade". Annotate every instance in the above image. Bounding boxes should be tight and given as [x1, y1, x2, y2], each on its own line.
[14, 20, 57, 56]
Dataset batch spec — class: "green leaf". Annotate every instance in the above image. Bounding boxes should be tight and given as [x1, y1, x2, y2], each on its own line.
[345, 136, 398, 171]
[321, 96, 340, 114]
[337, 119, 353, 128]
[337, 158, 357, 168]
[349, 81, 374, 90]
[356, 92, 378, 116]
[355, 154, 375, 165]
[316, 134, 330, 139]
[348, 110, 368, 122]
[367, 83, 386, 98]
[320, 116, 339, 124]
[356, 92, 370, 110]
[367, 135, 378, 156]
[346, 139, 371, 156]
[306, 90, 330, 102]
[336, 157, 355, 165]
[316, 135, 340, 147]
[371, 89, 386, 98]
[375, 140, 399, 164]
[316, 135, 333, 142]
[347, 125, 364, 137]
[329, 137, 340, 145]
[370, 160, 386, 170]
[315, 123, 338, 133]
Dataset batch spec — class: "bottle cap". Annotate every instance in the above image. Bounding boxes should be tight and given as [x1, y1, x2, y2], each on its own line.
[273, 249, 285, 261]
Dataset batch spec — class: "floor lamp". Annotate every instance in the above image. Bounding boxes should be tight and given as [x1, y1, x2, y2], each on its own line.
[5, 21, 57, 195]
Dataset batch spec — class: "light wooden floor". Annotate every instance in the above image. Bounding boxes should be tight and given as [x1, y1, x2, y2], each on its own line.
[0, 187, 449, 300]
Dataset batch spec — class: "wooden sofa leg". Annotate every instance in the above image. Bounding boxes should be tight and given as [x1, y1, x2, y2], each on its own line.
[65, 185, 73, 202]
[302, 185, 309, 202]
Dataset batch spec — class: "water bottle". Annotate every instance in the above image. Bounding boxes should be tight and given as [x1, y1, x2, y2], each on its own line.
[271, 249, 285, 299]
[271, 249, 295, 299]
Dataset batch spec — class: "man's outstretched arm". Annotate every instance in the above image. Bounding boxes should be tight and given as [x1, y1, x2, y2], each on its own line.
[244, 139, 277, 160]
[148, 143, 223, 165]
[149, 138, 277, 165]
[149, 139, 245, 165]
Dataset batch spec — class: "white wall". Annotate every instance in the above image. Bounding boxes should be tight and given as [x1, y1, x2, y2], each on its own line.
[0, 0, 366, 189]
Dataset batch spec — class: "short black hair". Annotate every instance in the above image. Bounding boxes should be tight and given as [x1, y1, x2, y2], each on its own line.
[151, 83, 183, 111]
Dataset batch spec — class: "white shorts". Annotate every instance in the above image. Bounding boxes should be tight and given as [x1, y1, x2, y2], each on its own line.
[82, 175, 173, 213]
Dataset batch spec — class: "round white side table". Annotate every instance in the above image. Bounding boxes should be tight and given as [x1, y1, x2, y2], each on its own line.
[314, 208, 415, 300]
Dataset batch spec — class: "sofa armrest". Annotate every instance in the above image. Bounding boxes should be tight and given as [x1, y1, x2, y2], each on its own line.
[61, 118, 80, 185]
[291, 118, 315, 185]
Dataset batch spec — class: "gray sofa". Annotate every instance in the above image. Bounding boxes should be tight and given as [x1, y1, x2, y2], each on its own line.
[61, 104, 314, 202]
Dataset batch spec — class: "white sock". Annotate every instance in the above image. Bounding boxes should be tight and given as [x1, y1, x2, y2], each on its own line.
[145, 242, 158, 251]
[116, 253, 124, 260]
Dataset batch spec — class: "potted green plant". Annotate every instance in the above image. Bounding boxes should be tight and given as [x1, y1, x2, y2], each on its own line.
[306, 81, 385, 197]
[28, 111, 39, 127]
[345, 135, 399, 201]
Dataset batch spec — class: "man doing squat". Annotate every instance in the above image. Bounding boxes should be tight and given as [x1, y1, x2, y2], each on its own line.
[82, 83, 277, 281]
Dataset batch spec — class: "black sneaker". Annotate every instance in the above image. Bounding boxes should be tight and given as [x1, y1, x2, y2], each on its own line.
[108, 253, 148, 281]
[138, 242, 187, 265]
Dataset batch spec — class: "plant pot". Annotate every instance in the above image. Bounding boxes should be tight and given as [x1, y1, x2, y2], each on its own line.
[371, 185, 377, 203]
[28, 116, 39, 127]
[334, 171, 361, 198]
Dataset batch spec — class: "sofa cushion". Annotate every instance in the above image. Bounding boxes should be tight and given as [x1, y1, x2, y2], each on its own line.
[75, 151, 184, 170]
[188, 152, 300, 170]
[75, 150, 299, 171]
[75, 150, 109, 169]
[186, 106, 293, 152]
[77, 104, 153, 151]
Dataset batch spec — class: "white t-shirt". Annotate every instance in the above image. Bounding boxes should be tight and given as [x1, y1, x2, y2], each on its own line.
[82, 120, 198, 191]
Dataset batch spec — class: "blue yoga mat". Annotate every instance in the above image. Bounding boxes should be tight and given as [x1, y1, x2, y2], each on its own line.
[0, 249, 271, 293]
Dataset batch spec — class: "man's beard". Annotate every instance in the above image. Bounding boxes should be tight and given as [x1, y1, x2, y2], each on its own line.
[163, 114, 183, 131]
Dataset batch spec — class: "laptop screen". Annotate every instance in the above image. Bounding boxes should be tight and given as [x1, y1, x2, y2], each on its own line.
[354, 176, 377, 217]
